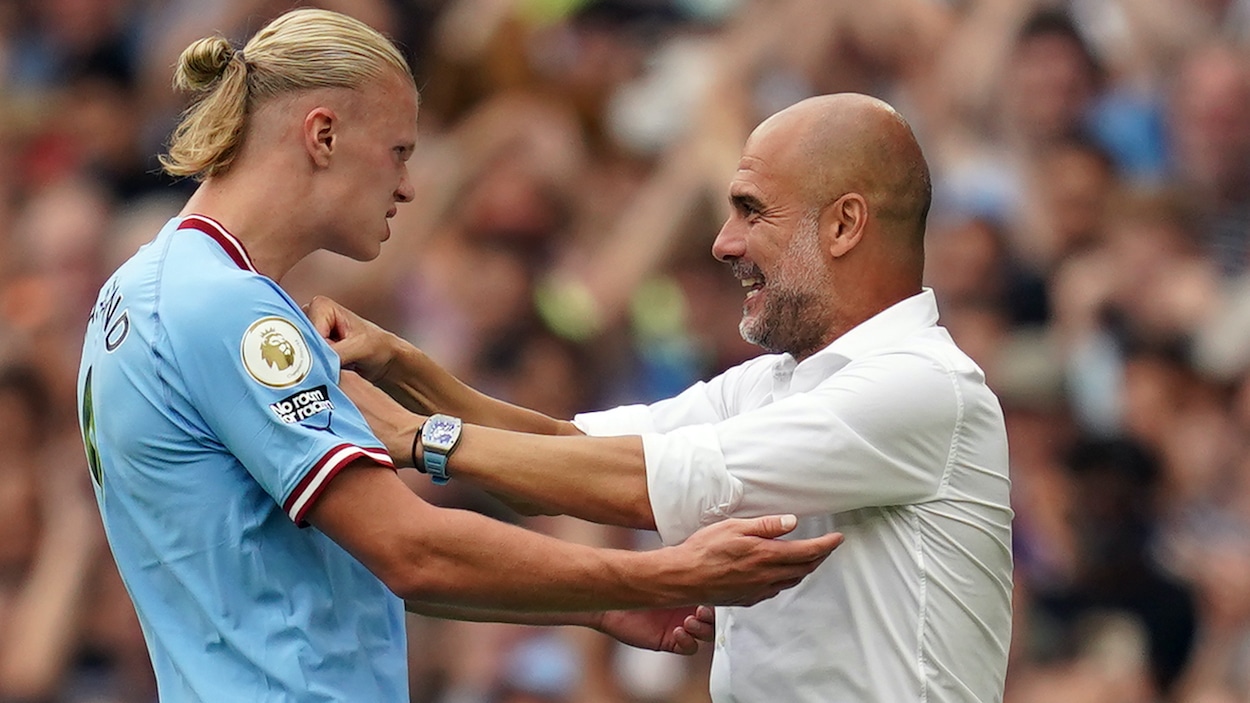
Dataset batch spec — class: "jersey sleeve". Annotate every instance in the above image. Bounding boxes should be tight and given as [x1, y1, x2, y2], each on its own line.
[639, 350, 963, 544]
[163, 274, 393, 526]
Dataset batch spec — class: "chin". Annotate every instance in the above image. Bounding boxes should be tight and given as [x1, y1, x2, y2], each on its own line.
[355, 243, 383, 262]
[330, 240, 381, 263]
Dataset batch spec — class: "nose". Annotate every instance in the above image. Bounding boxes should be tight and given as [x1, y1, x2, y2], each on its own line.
[396, 169, 415, 204]
[712, 218, 745, 262]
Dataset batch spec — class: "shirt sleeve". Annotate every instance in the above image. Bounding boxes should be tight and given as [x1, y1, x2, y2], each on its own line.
[163, 275, 393, 526]
[639, 350, 962, 545]
[572, 354, 779, 434]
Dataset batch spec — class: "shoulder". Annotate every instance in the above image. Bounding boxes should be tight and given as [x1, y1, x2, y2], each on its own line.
[829, 335, 995, 425]
[158, 231, 293, 324]
[159, 264, 307, 358]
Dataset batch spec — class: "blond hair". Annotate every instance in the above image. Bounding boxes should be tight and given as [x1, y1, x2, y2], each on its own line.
[160, 8, 413, 180]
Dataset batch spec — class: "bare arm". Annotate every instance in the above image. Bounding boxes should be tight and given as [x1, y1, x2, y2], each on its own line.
[307, 295, 580, 434]
[306, 459, 841, 612]
[404, 602, 716, 656]
[341, 372, 652, 528]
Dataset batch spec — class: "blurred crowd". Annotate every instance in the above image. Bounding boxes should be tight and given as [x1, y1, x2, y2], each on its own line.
[1, 0, 1249, 701]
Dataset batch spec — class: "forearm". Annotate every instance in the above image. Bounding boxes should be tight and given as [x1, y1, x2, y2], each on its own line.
[449, 426, 655, 530]
[312, 464, 670, 611]
[367, 394, 652, 527]
[387, 505, 675, 610]
[382, 344, 579, 435]
[313, 463, 835, 618]
[405, 600, 599, 629]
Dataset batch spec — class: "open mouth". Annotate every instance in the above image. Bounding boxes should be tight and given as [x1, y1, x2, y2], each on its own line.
[733, 261, 765, 299]
[741, 275, 764, 299]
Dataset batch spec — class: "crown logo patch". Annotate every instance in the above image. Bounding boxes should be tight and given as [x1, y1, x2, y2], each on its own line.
[241, 317, 312, 388]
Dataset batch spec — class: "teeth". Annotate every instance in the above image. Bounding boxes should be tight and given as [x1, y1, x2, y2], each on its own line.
[741, 277, 761, 288]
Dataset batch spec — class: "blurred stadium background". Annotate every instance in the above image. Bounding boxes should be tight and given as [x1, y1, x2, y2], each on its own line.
[1, 0, 1249, 701]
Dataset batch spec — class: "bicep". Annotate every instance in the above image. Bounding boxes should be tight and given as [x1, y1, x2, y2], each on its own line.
[719, 354, 959, 516]
[305, 459, 435, 591]
[646, 352, 961, 542]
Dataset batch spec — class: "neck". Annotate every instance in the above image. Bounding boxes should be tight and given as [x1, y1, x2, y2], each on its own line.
[180, 167, 316, 281]
[792, 283, 921, 363]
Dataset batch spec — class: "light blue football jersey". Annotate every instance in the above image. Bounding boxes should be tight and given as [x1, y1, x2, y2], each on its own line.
[77, 214, 407, 702]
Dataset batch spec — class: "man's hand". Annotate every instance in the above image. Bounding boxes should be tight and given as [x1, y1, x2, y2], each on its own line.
[595, 605, 716, 655]
[674, 515, 843, 607]
[305, 295, 404, 382]
[339, 371, 423, 467]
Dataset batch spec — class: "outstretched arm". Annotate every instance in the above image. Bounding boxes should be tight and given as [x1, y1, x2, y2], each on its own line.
[307, 458, 841, 613]
[340, 371, 654, 528]
[307, 295, 578, 435]
[405, 602, 716, 656]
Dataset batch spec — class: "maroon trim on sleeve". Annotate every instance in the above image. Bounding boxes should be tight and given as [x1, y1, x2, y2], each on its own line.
[284, 444, 395, 527]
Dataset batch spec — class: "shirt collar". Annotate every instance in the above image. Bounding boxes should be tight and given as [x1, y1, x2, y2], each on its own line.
[177, 214, 258, 273]
[773, 289, 940, 384]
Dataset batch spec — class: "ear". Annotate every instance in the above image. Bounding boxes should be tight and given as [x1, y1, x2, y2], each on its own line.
[303, 107, 337, 168]
[824, 193, 867, 258]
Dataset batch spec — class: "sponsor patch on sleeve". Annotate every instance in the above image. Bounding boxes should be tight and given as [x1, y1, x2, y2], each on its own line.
[241, 316, 312, 388]
[269, 385, 335, 424]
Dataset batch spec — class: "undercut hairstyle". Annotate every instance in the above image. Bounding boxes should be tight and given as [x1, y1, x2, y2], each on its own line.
[160, 8, 414, 180]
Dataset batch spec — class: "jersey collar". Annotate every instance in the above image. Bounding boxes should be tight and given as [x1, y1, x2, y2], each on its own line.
[177, 214, 257, 273]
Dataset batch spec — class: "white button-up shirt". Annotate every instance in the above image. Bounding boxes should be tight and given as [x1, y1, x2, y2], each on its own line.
[575, 289, 1012, 703]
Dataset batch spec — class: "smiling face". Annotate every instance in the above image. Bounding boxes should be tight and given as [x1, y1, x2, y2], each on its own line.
[711, 95, 932, 361]
[725, 206, 832, 356]
[713, 130, 836, 358]
[321, 71, 417, 261]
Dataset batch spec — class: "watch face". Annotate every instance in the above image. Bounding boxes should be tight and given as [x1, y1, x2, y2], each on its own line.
[423, 416, 461, 450]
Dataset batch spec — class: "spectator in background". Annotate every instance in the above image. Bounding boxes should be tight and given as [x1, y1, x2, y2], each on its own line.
[1168, 41, 1250, 278]
[1028, 436, 1196, 696]
[0, 365, 108, 702]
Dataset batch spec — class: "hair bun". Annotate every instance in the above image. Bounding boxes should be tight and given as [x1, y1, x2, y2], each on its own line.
[173, 36, 238, 92]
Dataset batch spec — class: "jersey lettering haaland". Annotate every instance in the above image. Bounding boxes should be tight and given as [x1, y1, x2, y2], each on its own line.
[78, 215, 406, 702]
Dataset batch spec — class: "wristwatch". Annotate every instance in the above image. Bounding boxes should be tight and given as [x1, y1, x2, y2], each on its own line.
[420, 413, 463, 485]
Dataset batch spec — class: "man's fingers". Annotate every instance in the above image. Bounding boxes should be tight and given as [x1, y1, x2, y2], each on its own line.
[329, 336, 370, 368]
[765, 531, 844, 565]
[671, 628, 697, 655]
[683, 614, 715, 641]
[739, 514, 799, 539]
[305, 296, 339, 338]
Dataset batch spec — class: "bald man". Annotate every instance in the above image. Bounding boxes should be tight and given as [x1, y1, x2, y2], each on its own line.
[312, 94, 1012, 702]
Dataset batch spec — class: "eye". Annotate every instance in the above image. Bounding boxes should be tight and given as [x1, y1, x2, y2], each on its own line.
[731, 194, 764, 220]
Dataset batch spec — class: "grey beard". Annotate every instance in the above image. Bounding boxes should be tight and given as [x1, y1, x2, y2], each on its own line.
[740, 287, 827, 358]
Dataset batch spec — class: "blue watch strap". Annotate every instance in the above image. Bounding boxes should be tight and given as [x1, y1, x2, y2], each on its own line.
[423, 450, 451, 486]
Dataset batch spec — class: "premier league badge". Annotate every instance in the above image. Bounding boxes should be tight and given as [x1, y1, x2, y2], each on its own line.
[241, 316, 312, 388]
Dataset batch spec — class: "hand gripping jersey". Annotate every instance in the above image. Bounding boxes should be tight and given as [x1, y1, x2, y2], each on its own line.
[77, 215, 406, 702]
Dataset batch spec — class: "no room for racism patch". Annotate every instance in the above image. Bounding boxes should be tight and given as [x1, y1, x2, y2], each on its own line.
[270, 385, 335, 424]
